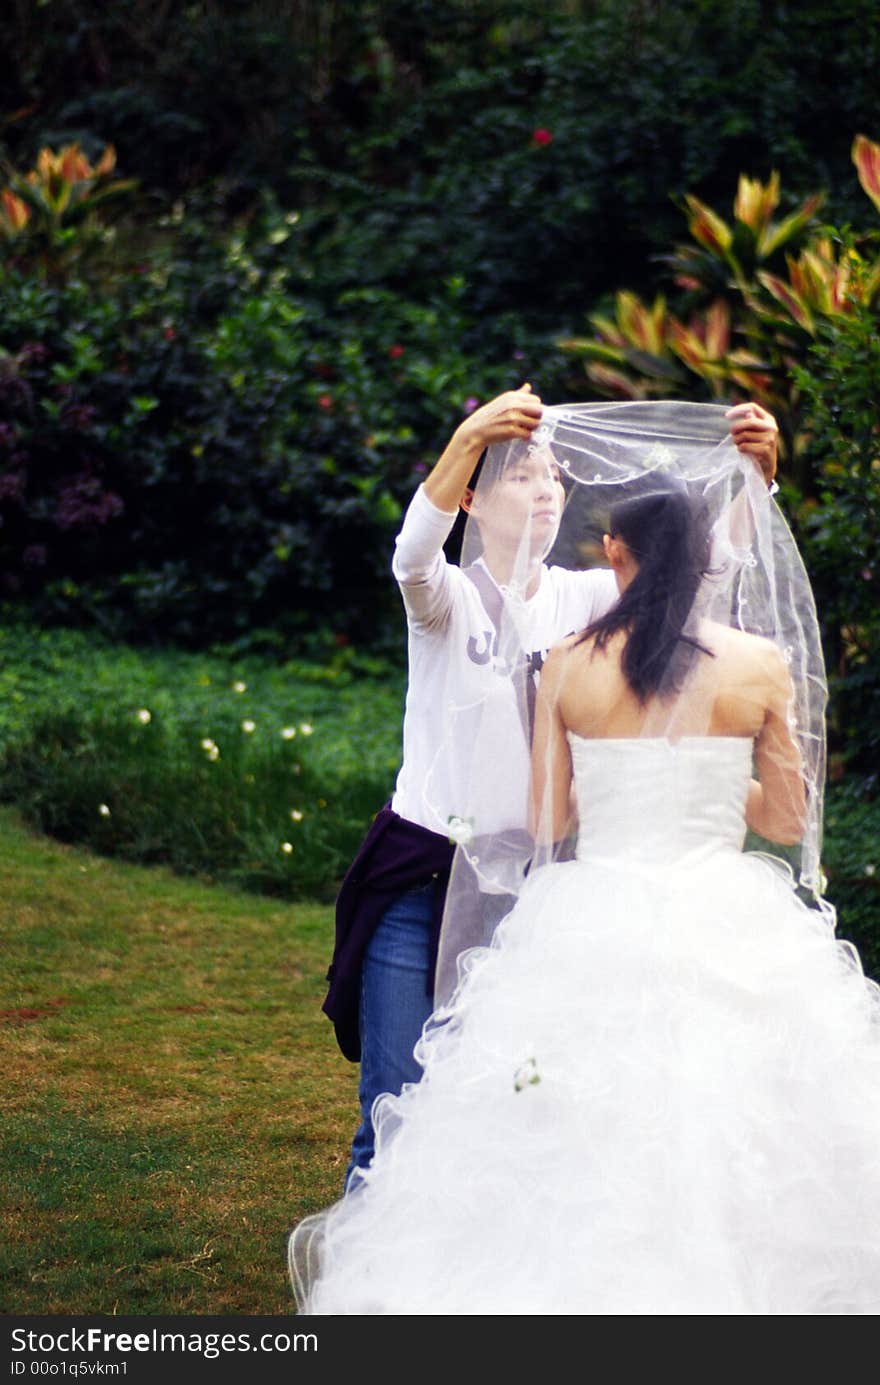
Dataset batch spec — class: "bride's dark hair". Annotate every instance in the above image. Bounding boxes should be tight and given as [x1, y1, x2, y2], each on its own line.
[577, 481, 714, 702]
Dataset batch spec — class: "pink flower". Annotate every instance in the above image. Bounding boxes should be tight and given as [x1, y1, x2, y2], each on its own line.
[388, 344, 405, 359]
[531, 128, 553, 147]
[19, 342, 48, 365]
[463, 396, 479, 415]
[318, 394, 333, 410]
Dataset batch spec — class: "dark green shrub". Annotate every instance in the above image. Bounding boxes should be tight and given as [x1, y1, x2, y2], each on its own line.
[4, 2, 880, 331]
[823, 779, 880, 979]
[0, 218, 519, 650]
[791, 302, 880, 773]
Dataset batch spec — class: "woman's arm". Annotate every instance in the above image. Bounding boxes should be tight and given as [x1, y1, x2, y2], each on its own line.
[393, 384, 545, 633]
[746, 646, 807, 846]
[529, 646, 575, 844]
[710, 402, 780, 556]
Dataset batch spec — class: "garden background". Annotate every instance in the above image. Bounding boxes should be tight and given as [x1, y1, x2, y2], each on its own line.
[1, 0, 878, 1315]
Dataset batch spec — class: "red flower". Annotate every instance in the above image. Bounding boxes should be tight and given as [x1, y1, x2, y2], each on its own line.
[163, 326, 176, 341]
[318, 394, 333, 410]
[388, 344, 405, 359]
[531, 128, 553, 147]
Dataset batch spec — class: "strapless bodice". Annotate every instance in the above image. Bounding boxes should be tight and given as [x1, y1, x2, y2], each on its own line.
[569, 734, 752, 864]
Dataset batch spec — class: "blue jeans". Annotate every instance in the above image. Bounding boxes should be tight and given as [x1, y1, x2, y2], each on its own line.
[345, 884, 436, 1189]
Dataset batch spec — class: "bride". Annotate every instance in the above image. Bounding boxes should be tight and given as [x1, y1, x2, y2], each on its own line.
[290, 402, 880, 1315]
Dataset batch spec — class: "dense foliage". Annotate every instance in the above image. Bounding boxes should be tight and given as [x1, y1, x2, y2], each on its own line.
[792, 305, 880, 776]
[4, 1, 880, 329]
[823, 779, 880, 978]
[0, 213, 527, 648]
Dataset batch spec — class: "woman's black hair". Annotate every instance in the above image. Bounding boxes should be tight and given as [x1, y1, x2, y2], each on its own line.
[467, 448, 489, 491]
[577, 481, 714, 702]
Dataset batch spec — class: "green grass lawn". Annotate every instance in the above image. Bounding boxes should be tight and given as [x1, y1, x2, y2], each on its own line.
[0, 806, 357, 1316]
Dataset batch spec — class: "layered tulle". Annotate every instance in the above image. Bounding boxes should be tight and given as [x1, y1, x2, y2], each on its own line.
[291, 741, 880, 1315]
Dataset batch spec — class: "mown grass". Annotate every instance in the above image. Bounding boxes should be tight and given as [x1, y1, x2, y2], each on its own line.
[0, 806, 357, 1315]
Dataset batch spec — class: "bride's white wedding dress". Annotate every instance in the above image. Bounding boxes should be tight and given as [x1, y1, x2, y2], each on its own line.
[293, 736, 880, 1316]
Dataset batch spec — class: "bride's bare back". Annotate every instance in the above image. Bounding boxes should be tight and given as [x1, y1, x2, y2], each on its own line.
[532, 621, 806, 847]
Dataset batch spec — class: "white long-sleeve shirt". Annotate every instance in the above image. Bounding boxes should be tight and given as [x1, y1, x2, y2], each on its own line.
[389, 485, 618, 836]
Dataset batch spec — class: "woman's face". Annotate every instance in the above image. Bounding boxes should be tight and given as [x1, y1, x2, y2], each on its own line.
[470, 448, 566, 556]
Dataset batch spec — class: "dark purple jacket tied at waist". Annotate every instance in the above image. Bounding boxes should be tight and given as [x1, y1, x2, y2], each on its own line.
[323, 805, 454, 1062]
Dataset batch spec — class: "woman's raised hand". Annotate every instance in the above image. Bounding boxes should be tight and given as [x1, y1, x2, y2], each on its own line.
[458, 384, 544, 452]
[423, 384, 545, 513]
[725, 402, 779, 486]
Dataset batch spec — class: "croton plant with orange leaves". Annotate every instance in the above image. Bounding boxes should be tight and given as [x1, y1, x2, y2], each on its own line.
[0, 142, 136, 278]
[561, 133, 880, 467]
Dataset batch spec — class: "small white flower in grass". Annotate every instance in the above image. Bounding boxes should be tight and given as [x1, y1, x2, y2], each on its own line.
[281, 841, 293, 854]
[233, 681, 247, 693]
[281, 726, 297, 739]
[98, 803, 111, 818]
[866, 864, 876, 878]
[201, 737, 215, 751]
[290, 809, 304, 822]
[447, 814, 474, 847]
[241, 719, 256, 734]
[299, 722, 313, 736]
[136, 708, 151, 724]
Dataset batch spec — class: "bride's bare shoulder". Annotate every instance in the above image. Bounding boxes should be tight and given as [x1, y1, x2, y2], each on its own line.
[699, 620, 791, 694]
[541, 634, 581, 683]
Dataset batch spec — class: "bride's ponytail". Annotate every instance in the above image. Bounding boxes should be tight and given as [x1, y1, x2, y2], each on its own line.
[578, 483, 713, 701]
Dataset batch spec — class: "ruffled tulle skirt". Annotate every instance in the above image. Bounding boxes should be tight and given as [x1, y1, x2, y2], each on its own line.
[290, 848, 880, 1315]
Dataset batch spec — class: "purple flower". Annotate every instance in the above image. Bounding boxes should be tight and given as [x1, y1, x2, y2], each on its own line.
[55, 474, 124, 531]
[61, 402, 98, 431]
[0, 471, 26, 503]
[463, 396, 479, 415]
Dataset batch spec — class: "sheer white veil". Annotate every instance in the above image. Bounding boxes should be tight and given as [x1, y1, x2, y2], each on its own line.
[432, 400, 828, 1008]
